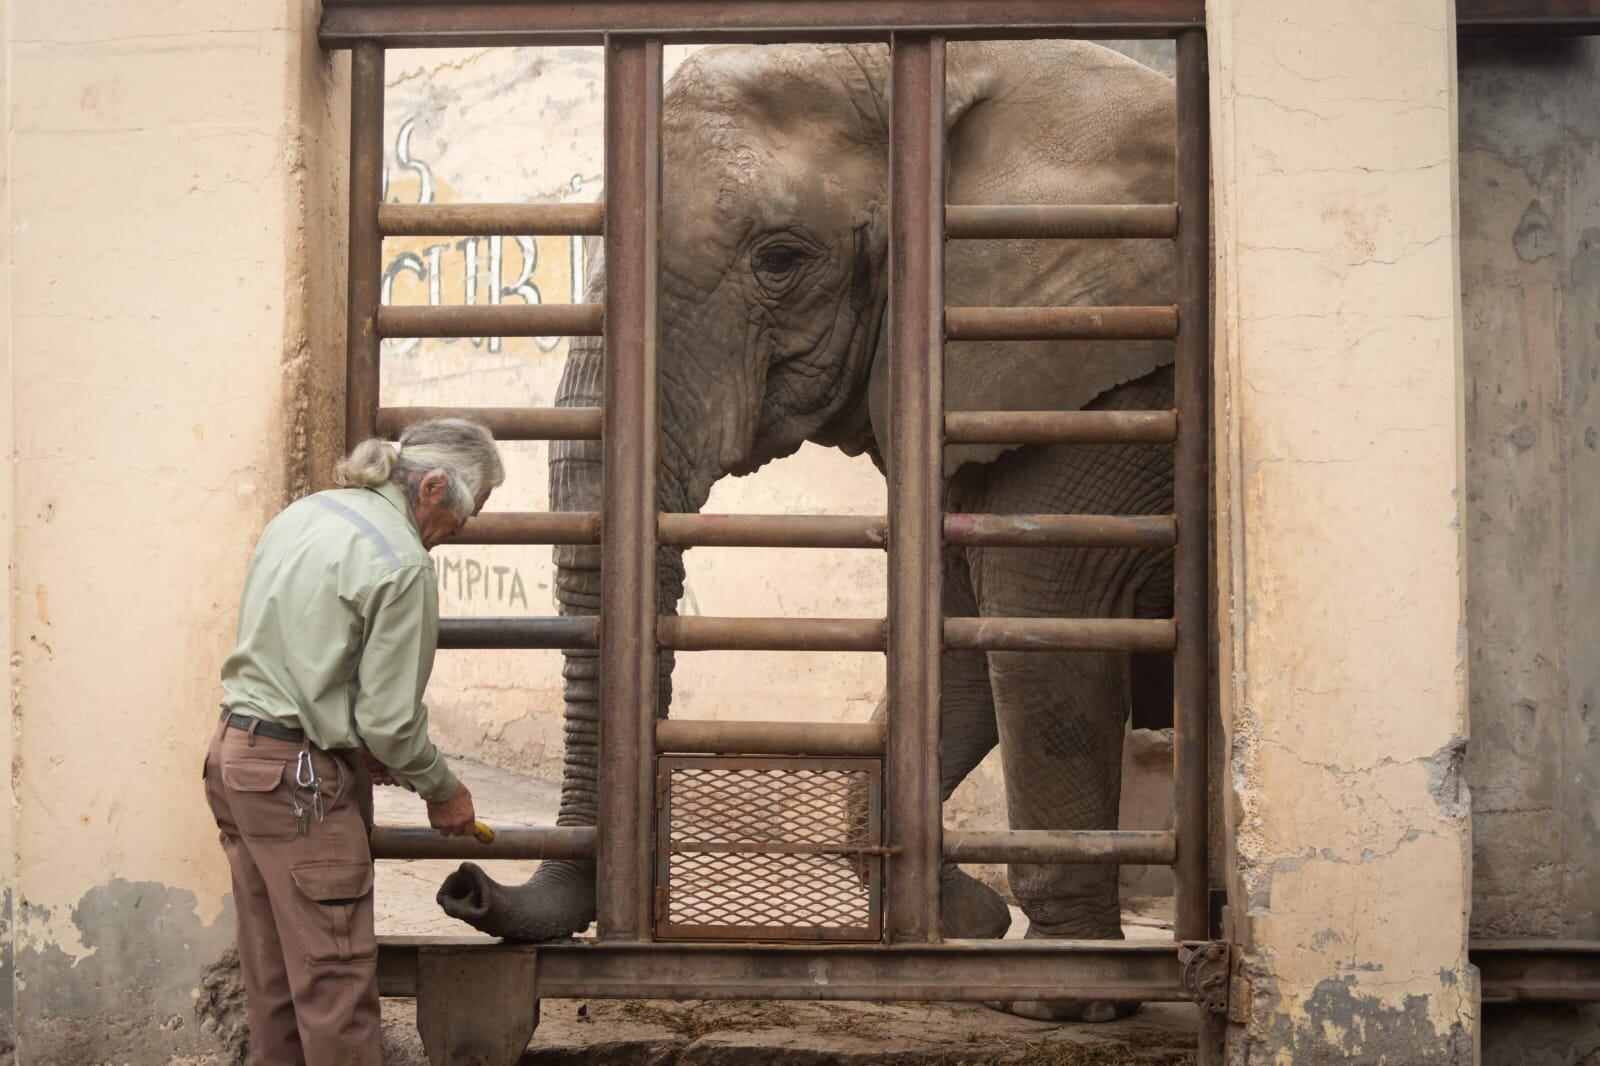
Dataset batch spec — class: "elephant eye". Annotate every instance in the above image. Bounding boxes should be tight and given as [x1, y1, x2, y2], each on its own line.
[752, 243, 810, 284]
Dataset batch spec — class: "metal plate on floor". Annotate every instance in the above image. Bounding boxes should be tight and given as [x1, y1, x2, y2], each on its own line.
[655, 756, 883, 942]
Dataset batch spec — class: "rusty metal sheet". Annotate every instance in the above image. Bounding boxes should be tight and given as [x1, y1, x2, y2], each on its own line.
[656, 756, 883, 942]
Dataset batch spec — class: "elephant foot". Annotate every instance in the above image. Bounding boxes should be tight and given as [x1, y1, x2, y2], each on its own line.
[986, 922, 1141, 1024]
[940, 865, 1012, 940]
[437, 859, 596, 942]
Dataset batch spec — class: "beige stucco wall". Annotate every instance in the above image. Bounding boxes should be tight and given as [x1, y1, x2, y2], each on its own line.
[1211, 1, 1476, 1061]
[2, 0, 345, 1058]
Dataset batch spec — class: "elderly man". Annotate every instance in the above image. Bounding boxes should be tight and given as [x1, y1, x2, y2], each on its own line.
[203, 418, 504, 1065]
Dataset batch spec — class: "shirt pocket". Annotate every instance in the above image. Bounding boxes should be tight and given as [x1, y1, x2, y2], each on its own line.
[290, 860, 376, 964]
[220, 758, 298, 842]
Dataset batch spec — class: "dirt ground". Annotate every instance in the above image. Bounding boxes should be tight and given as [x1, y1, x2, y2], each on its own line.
[372, 757, 1198, 1065]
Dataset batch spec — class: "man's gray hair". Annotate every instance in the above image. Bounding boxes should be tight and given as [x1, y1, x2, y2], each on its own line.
[334, 418, 505, 519]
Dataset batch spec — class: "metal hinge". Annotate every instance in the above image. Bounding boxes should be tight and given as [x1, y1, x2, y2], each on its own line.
[1178, 940, 1232, 1015]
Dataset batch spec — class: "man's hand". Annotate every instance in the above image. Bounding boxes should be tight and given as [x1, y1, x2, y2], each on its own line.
[427, 781, 476, 837]
[361, 748, 398, 787]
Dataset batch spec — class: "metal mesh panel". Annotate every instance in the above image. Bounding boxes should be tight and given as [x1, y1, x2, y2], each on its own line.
[657, 757, 882, 941]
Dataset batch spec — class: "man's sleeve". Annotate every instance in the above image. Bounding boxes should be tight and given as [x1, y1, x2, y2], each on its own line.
[354, 565, 458, 802]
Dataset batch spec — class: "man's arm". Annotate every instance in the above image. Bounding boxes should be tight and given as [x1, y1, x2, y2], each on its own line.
[354, 565, 459, 803]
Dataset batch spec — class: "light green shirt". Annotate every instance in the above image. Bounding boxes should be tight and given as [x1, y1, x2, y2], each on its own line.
[220, 481, 458, 802]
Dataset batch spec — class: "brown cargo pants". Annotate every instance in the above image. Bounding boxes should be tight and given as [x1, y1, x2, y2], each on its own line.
[204, 718, 380, 1066]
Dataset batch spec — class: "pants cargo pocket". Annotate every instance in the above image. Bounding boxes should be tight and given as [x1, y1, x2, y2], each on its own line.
[290, 860, 376, 964]
[221, 758, 299, 841]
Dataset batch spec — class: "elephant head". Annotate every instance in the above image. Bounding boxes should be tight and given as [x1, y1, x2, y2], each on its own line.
[439, 39, 1175, 941]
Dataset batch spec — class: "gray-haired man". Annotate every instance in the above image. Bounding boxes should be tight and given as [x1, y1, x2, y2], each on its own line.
[204, 419, 504, 1065]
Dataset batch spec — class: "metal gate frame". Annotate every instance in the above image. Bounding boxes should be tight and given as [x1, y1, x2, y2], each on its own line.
[323, 0, 1600, 1057]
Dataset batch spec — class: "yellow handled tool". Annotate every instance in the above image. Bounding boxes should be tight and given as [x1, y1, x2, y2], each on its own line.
[473, 821, 496, 845]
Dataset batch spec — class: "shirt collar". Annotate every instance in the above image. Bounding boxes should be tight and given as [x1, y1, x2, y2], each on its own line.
[372, 480, 425, 545]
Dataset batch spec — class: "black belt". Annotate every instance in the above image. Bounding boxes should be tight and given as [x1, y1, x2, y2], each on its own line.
[221, 711, 306, 744]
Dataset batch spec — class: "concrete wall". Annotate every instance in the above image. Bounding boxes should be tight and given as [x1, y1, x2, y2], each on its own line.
[1, 1, 345, 1060]
[1457, 37, 1600, 1064]
[1210, 2, 1476, 1061]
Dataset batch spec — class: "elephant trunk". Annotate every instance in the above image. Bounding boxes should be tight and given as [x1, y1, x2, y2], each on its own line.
[438, 331, 691, 940]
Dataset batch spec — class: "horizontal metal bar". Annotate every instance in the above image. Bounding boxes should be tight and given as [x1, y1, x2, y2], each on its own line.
[944, 514, 1175, 549]
[375, 937, 1188, 1002]
[378, 406, 602, 441]
[944, 617, 1176, 653]
[320, 1, 1205, 49]
[945, 410, 1177, 446]
[946, 204, 1177, 240]
[660, 513, 886, 549]
[377, 304, 604, 338]
[437, 617, 598, 649]
[669, 841, 894, 856]
[943, 828, 1176, 866]
[1456, 0, 1600, 32]
[1473, 939, 1600, 1003]
[379, 202, 603, 237]
[370, 825, 596, 861]
[946, 305, 1177, 342]
[658, 617, 886, 652]
[454, 512, 600, 545]
[656, 719, 886, 756]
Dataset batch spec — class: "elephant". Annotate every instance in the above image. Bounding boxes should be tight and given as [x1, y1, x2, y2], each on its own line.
[439, 39, 1177, 1022]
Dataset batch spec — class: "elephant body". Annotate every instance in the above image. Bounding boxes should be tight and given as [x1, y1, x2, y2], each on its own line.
[441, 39, 1177, 1018]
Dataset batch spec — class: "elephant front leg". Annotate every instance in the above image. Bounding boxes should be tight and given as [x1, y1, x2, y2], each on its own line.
[988, 646, 1139, 1022]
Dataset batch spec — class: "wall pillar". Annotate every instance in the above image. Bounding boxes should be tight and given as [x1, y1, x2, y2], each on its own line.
[1209, 1, 1476, 1060]
[3, 1, 345, 1059]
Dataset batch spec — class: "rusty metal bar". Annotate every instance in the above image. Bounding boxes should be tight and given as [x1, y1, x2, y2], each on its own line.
[597, 35, 662, 943]
[656, 719, 886, 757]
[944, 514, 1175, 549]
[370, 826, 597, 861]
[437, 617, 598, 650]
[944, 618, 1175, 653]
[375, 936, 1189, 1003]
[453, 512, 600, 546]
[884, 32, 944, 946]
[660, 513, 887, 549]
[945, 305, 1177, 342]
[377, 303, 603, 339]
[658, 616, 886, 652]
[945, 409, 1177, 446]
[378, 406, 602, 441]
[943, 828, 1176, 866]
[946, 204, 1177, 241]
[1173, 30, 1211, 944]
[320, 1, 1206, 49]
[1473, 940, 1600, 1003]
[1456, 0, 1600, 32]
[379, 202, 604, 237]
[345, 42, 384, 447]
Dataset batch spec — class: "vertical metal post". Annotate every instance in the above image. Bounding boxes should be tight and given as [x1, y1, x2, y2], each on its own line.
[345, 42, 384, 448]
[884, 33, 944, 945]
[597, 35, 662, 942]
[1173, 31, 1212, 944]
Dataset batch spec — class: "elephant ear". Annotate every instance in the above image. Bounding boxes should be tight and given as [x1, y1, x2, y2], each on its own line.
[867, 40, 1178, 476]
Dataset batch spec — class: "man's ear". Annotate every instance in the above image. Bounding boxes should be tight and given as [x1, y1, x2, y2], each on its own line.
[418, 470, 449, 507]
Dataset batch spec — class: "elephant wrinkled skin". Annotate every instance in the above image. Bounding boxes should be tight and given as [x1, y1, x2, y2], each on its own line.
[439, 40, 1176, 1021]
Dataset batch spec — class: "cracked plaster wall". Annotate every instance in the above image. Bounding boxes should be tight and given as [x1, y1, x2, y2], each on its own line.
[2, 0, 345, 1060]
[1458, 37, 1600, 1064]
[1210, 1, 1475, 1061]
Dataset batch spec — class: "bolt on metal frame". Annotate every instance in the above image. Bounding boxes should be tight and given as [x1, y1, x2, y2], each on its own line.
[333, 0, 1215, 1008]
